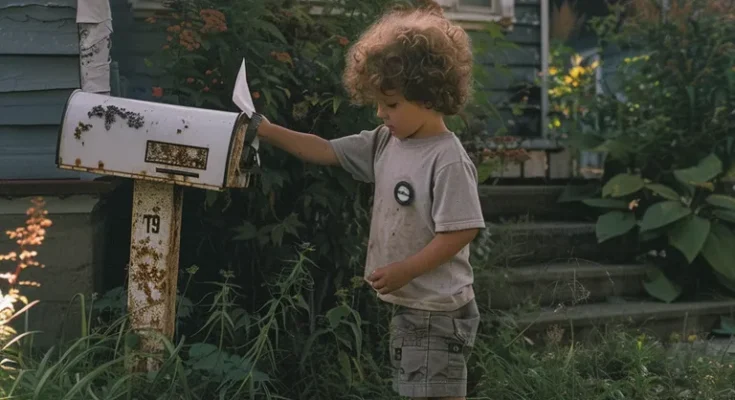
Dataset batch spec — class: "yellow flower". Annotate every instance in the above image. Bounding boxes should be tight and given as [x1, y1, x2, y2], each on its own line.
[570, 66, 585, 79]
[564, 76, 573, 84]
[549, 66, 558, 76]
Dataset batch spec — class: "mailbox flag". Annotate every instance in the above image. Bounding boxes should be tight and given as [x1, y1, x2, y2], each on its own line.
[232, 58, 259, 150]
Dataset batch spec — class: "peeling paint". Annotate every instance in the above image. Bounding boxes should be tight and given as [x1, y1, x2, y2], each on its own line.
[74, 122, 92, 140]
[127, 180, 183, 372]
[88, 104, 144, 130]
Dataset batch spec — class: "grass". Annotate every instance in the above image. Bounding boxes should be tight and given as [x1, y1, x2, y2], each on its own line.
[3, 201, 735, 399]
[470, 318, 735, 400]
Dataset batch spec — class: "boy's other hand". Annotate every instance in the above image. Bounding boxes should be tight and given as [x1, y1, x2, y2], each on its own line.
[368, 262, 414, 295]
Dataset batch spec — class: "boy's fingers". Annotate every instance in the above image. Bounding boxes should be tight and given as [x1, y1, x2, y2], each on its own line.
[368, 269, 383, 281]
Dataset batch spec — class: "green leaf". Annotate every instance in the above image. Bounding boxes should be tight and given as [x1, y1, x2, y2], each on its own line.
[714, 209, 735, 223]
[189, 343, 216, 358]
[583, 198, 629, 210]
[232, 222, 258, 241]
[256, 20, 287, 44]
[476, 160, 499, 184]
[326, 304, 351, 329]
[643, 267, 682, 303]
[332, 96, 343, 114]
[639, 201, 691, 232]
[338, 351, 353, 384]
[701, 222, 735, 281]
[667, 215, 711, 263]
[602, 173, 645, 198]
[596, 211, 636, 243]
[645, 184, 680, 201]
[706, 194, 735, 211]
[673, 153, 723, 185]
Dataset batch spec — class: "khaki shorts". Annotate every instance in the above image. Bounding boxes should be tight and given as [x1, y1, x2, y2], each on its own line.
[389, 298, 480, 398]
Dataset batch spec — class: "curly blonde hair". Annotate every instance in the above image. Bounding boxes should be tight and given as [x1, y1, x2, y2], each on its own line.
[342, 1, 473, 115]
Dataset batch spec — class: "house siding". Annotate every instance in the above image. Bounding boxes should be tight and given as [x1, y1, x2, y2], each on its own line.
[477, 0, 543, 138]
[0, 1, 81, 180]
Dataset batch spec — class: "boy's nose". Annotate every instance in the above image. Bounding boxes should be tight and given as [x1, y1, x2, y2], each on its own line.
[376, 105, 387, 120]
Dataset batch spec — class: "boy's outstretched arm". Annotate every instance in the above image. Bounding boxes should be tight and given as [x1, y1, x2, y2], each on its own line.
[368, 228, 479, 295]
[257, 119, 340, 166]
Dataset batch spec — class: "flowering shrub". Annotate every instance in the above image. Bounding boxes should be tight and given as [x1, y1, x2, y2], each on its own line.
[0, 198, 51, 344]
[554, 0, 735, 301]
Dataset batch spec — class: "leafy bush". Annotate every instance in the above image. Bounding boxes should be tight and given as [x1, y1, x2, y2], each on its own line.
[553, 0, 735, 301]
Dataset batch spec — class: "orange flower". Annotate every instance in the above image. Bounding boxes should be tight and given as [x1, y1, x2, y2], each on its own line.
[162, 44, 170, 50]
[200, 9, 227, 33]
[252, 91, 261, 99]
[205, 70, 213, 75]
[203, 86, 210, 92]
[152, 86, 164, 97]
[186, 77, 195, 83]
[271, 51, 293, 66]
[338, 36, 349, 46]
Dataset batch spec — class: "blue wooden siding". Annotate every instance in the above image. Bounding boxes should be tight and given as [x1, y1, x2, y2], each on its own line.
[479, 0, 543, 137]
[0, 0, 81, 180]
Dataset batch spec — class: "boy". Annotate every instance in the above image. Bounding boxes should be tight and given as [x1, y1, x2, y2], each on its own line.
[251, 2, 485, 399]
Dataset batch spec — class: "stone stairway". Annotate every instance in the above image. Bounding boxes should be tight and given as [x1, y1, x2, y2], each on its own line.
[475, 184, 735, 343]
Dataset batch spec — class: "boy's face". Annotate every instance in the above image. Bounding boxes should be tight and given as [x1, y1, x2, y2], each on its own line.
[375, 91, 446, 140]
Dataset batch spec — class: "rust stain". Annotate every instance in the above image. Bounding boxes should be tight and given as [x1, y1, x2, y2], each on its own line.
[226, 122, 247, 188]
[75, 158, 82, 166]
[145, 141, 208, 170]
[130, 236, 164, 305]
[98, 161, 105, 169]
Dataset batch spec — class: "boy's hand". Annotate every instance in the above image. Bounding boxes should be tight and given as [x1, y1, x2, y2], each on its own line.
[368, 262, 414, 295]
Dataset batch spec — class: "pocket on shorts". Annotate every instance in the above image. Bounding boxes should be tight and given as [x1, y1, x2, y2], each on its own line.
[452, 313, 480, 348]
[391, 336, 426, 384]
[446, 304, 480, 379]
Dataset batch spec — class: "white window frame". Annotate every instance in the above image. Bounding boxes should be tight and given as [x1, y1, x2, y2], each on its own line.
[438, 0, 515, 23]
[129, 0, 515, 26]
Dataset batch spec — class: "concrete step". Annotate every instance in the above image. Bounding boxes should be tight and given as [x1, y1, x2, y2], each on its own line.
[477, 262, 655, 310]
[501, 298, 735, 343]
[482, 221, 638, 266]
[479, 185, 593, 221]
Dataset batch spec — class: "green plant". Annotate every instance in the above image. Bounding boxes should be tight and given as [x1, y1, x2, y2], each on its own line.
[556, 0, 735, 301]
[0, 198, 51, 346]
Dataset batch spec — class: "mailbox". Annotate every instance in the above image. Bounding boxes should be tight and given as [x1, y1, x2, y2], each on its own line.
[56, 89, 259, 190]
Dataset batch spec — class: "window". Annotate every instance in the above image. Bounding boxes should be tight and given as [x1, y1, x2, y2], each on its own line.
[436, 0, 515, 23]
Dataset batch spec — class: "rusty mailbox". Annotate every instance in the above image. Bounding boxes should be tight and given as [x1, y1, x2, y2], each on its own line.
[56, 89, 261, 370]
[57, 89, 258, 189]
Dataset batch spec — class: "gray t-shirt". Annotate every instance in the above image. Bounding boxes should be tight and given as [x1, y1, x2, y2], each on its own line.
[330, 125, 486, 311]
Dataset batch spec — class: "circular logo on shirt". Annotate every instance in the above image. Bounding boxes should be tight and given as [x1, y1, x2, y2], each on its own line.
[394, 181, 414, 206]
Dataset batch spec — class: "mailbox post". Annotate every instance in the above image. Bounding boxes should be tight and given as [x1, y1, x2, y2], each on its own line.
[56, 89, 260, 371]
